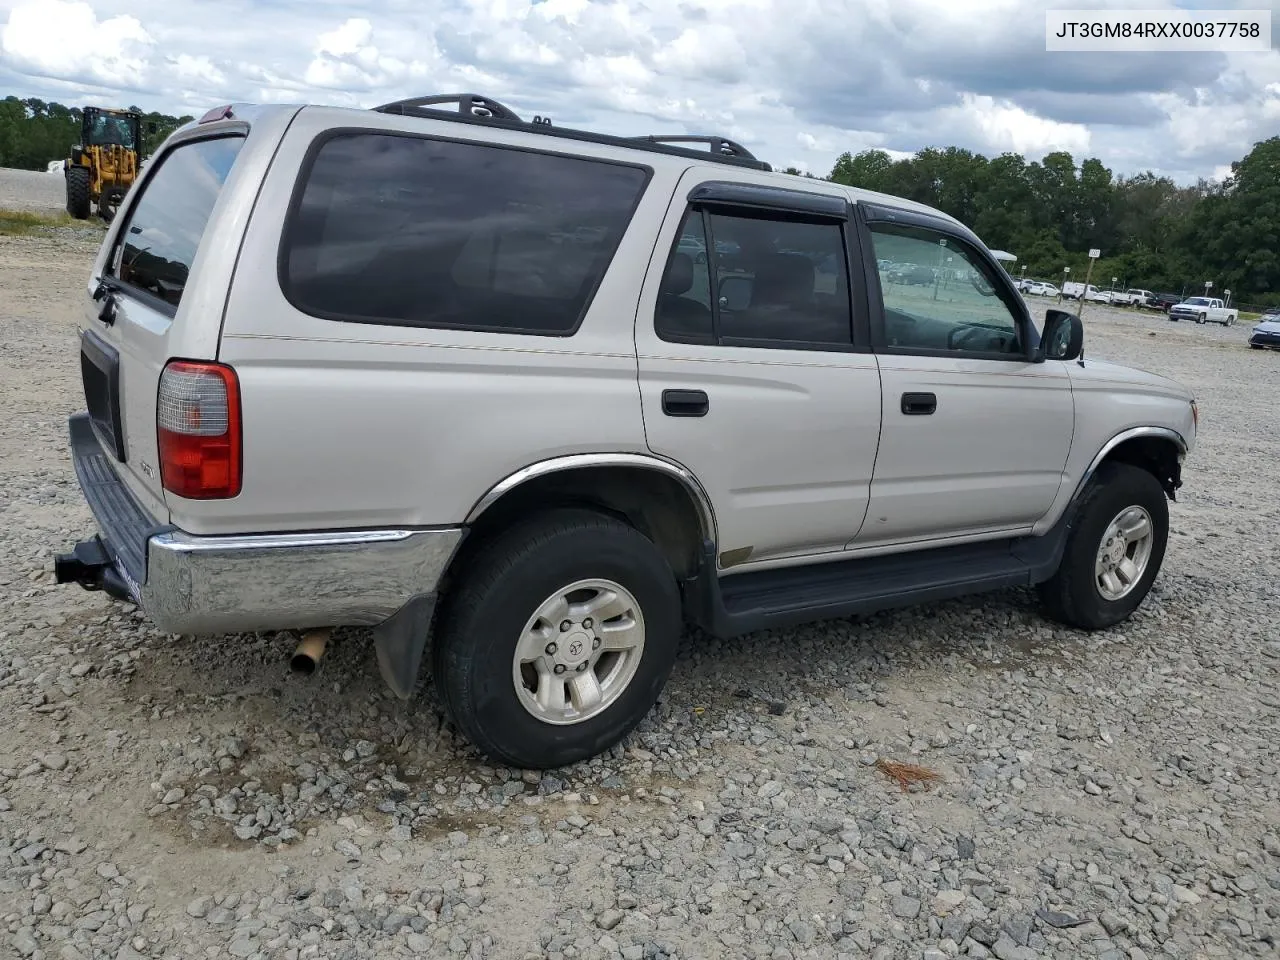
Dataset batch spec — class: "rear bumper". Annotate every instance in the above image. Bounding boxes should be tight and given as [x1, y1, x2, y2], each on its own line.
[55, 412, 463, 635]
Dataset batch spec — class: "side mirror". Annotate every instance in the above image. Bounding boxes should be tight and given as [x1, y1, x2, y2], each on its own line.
[717, 275, 752, 312]
[1040, 309, 1084, 362]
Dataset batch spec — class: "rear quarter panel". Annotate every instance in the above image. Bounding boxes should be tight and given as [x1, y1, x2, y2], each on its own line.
[196, 108, 678, 535]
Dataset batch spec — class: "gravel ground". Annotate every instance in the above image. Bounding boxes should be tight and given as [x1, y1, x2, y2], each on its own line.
[0, 167, 69, 215]
[1, 227, 1277, 960]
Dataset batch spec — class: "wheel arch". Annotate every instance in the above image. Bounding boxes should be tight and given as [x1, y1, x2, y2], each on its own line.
[459, 454, 718, 580]
[1073, 426, 1187, 505]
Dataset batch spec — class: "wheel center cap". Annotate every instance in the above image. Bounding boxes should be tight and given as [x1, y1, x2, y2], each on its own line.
[1109, 541, 1126, 564]
[562, 632, 591, 665]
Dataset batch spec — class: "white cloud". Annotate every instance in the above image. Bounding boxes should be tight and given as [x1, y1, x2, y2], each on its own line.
[942, 94, 1092, 157]
[1, 0, 154, 88]
[1, 0, 1277, 184]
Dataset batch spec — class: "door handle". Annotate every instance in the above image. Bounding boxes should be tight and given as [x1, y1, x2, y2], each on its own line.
[662, 389, 709, 417]
[901, 392, 936, 415]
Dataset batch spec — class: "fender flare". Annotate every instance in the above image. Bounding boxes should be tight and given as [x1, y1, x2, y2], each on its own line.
[464, 452, 719, 547]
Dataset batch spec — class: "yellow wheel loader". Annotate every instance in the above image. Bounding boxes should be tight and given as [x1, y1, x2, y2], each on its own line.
[64, 107, 150, 222]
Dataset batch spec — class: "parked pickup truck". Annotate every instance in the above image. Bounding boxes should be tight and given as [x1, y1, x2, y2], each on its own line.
[1168, 297, 1237, 326]
[1062, 282, 1110, 303]
[1110, 289, 1153, 308]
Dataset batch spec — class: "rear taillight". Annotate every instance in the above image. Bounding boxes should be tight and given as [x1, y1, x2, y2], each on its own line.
[157, 360, 241, 499]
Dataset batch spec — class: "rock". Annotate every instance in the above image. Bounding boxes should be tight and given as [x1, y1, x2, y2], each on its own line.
[1099, 911, 1129, 936]
[41, 753, 68, 771]
[893, 896, 922, 919]
[788, 920, 817, 945]
[12, 930, 38, 957]
[161, 788, 185, 804]
[1002, 914, 1032, 946]
[956, 836, 975, 860]
[597, 909, 623, 931]
[1035, 908, 1087, 929]
[934, 890, 966, 915]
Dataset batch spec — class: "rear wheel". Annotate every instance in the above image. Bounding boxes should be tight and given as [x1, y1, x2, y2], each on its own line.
[432, 509, 681, 769]
[98, 187, 126, 223]
[65, 166, 91, 219]
[1038, 463, 1169, 631]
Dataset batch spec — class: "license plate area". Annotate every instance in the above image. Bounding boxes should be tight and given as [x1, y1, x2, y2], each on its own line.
[80, 329, 127, 462]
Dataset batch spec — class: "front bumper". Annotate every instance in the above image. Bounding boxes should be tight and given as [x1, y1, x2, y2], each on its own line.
[55, 413, 462, 635]
[1250, 331, 1280, 348]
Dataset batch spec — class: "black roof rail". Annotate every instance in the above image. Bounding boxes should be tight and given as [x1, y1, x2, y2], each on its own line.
[629, 135, 759, 162]
[367, 92, 772, 172]
[373, 93, 523, 123]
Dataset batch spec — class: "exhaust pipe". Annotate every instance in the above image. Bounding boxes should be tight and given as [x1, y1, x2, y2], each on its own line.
[290, 628, 331, 675]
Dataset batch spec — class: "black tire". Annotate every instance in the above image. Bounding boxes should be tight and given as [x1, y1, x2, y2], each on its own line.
[1197, 313, 1206, 324]
[1038, 462, 1169, 631]
[432, 508, 681, 769]
[65, 166, 91, 219]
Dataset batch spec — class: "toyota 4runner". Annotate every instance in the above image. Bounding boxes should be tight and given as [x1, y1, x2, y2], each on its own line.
[53, 94, 1198, 769]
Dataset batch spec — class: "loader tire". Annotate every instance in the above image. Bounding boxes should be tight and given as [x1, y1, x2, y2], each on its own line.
[65, 167, 91, 220]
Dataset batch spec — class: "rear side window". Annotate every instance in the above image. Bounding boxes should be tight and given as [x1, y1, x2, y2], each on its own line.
[111, 136, 244, 309]
[281, 132, 651, 335]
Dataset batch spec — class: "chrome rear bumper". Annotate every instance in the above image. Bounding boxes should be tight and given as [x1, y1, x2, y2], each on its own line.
[55, 412, 462, 635]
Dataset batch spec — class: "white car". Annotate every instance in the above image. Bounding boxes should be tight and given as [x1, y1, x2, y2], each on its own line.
[1248, 314, 1280, 349]
[1025, 281, 1059, 297]
[52, 92, 1199, 769]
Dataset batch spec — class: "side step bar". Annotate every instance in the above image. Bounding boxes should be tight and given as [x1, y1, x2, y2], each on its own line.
[684, 517, 1073, 639]
[54, 536, 134, 603]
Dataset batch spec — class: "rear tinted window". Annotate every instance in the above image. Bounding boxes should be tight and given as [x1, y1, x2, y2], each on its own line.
[281, 133, 650, 335]
[111, 136, 244, 308]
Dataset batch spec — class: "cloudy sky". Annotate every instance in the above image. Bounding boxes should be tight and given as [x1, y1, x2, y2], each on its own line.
[1, 0, 1277, 183]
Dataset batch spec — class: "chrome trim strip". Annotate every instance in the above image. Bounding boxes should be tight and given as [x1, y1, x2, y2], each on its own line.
[1071, 426, 1188, 504]
[464, 453, 718, 546]
[141, 526, 463, 635]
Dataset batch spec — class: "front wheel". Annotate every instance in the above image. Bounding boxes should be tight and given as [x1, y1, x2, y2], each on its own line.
[1197, 313, 1206, 324]
[432, 509, 681, 769]
[1038, 463, 1169, 631]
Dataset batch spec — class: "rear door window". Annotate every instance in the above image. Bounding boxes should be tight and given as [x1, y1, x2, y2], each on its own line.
[280, 132, 650, 335]
[110, 136, 244, 310]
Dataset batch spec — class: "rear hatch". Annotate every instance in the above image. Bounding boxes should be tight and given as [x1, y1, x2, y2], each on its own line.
[78, 124, 254, 520]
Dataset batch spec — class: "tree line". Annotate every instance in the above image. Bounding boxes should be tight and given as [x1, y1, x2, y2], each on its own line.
[800, 136, 1279, 307]
[3, 94, 1274, 304]
[0, 97, 192, 171]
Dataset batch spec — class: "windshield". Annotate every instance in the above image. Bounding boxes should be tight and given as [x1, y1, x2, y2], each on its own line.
[1185, 297, 1212, 306]
[88, 116, 136, 149]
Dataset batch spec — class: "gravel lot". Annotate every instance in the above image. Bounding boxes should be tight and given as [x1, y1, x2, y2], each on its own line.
[0, 166, 68, 215]
[1, 207, 1278, 960]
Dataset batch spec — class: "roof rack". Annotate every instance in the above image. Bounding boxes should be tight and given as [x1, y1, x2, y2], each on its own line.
[369, 92, 771, 172]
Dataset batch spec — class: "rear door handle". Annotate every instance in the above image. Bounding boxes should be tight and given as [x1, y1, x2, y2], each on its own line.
[662, 389, 709, 418]
[901, 392, 936, 415]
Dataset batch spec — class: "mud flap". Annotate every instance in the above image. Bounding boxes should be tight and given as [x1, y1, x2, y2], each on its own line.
[372, 594, 437, 700]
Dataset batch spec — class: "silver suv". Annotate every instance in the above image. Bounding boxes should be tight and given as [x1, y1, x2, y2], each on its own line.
[54, 93, 1198, 769]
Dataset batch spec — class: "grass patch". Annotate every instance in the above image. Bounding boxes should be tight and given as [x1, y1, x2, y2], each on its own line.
[0, 207, 93, 237]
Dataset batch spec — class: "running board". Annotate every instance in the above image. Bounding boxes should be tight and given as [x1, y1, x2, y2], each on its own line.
[684, 521, 1072, 639]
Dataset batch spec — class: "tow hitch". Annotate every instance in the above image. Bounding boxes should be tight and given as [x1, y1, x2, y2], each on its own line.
[54, 537, 133, 602]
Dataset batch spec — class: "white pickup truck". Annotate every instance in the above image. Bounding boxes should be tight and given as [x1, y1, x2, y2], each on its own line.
[1062, 282, 1110, 303]
[1167, 297, 1237, 326]
[1110, 289, 1153, 308]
